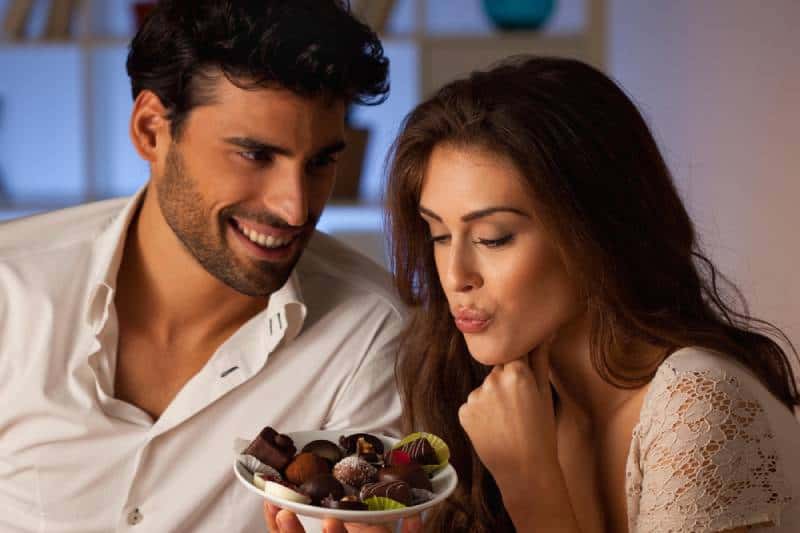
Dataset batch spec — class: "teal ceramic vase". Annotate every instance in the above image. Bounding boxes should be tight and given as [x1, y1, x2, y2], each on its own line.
[482, 0, 556, 30]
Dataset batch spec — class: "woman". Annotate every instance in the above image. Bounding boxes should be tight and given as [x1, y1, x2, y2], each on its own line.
[266, 56, 800, 532]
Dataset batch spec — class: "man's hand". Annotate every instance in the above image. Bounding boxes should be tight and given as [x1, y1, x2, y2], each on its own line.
[263, 502, 422, 533]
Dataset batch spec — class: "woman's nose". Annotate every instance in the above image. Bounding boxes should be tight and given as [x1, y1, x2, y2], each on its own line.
[445, 245, 483, 293]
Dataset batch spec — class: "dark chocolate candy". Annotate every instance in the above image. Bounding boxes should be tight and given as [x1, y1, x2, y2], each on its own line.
[397, 437, 438, 465]
[300, 474, 345, 505]
[301, 439, 343, 465]
[339, 433, 384, 455]
[243, 426, 296, 471]
[377, 463, 432, 492]
[285, 452, 331, 486]
[359, 480, 412, 506]
[321, 495, 368, 511]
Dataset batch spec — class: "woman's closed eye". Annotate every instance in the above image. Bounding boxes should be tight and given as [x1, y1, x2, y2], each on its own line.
[473, 234, 514, 248]
[429, 234, 515, 248]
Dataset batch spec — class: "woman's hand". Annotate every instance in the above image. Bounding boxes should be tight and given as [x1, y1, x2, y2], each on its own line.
[263, 503, 422, 533]
[457, 338, 559, 486]
[457, 339, 581, 532]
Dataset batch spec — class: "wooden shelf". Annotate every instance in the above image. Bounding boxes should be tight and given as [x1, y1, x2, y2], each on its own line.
[0, 0, 605, 229]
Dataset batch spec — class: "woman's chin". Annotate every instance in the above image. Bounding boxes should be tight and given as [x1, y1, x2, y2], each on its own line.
[467, 345, 520, 367]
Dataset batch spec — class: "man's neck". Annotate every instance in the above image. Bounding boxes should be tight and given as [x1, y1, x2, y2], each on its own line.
[115, 189, 268, 346]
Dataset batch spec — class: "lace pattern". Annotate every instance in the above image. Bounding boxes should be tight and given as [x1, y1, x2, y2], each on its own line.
[627, 363, 793, 532]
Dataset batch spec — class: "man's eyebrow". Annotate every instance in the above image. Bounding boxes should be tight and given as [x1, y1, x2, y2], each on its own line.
[419, 205, 530, 222]
[314, 140, 347, 158]
[222, 137, 347, 158]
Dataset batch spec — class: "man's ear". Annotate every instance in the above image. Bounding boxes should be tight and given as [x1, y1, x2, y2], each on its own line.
[130, 90, 171, 163]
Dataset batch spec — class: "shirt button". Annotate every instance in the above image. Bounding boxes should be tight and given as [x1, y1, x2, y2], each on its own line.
[127, 508, 143, 525]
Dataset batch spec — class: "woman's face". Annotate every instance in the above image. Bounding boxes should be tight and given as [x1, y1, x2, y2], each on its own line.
[419, 144, 583, 366]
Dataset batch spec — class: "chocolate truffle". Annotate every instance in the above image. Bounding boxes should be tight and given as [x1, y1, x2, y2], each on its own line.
[360, 480, 412, 506]
[397, 437, 438, 465]
[301, 439, 343, 465]
[378, 463, 432, 492]
[285, 452, 331, 486]
[243, 426, 296, 471]
[339, 433, 384, 455]
[300, 473, 345, 505]
[321, 495, 368, 511]
[332, 456, 377, 488]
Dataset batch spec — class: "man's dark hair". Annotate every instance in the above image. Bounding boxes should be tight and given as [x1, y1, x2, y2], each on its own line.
[126, 0, 389, 139]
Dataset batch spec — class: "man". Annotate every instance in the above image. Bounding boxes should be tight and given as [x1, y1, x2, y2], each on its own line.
[0, 2, 404, 531]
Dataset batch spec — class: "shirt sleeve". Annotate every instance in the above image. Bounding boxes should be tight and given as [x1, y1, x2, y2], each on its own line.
[320, 306, 405, 438]
[631, 363, 793, 532]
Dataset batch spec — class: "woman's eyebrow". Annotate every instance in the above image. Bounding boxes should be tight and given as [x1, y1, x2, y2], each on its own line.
[419, 205, 530, 222]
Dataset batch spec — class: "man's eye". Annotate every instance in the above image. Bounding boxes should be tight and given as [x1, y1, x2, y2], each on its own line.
[473, 234, 514, 248]
[239, 151, 271, 162]
[309, 154, 338, 170]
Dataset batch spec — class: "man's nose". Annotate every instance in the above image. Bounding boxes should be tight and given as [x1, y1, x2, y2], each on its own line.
[262, 163, 308, 227]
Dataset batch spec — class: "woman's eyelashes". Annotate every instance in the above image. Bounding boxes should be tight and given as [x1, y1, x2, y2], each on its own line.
[473, 234, 514, 247]
[429, 233, 515, 248]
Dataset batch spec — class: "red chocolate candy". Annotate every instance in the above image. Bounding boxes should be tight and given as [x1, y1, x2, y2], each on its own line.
[397, 437, 438, 465]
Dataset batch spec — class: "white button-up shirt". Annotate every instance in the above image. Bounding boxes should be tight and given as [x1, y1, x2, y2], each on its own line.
[0, 190, 405, 532]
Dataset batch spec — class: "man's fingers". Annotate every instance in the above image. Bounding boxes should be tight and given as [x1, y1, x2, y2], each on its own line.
[342, 522, 394, 532]
[264, 502, 280, 532]
[402, 515, 423, 533]
[321, 518, 348, 533]
[275, 509, 305, 533]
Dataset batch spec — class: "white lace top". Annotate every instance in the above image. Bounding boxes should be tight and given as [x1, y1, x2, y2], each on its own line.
[625, 347, 800, 532]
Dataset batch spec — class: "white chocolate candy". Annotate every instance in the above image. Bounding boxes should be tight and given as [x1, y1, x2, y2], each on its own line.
[264, 481, 311, 504]
[253, 467, 282, 490]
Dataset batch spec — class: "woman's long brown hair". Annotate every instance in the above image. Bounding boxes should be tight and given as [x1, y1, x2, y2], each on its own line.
[384, 56, 799, 532]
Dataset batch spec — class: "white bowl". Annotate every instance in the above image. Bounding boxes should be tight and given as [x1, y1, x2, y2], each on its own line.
[233, 430, 458, 524]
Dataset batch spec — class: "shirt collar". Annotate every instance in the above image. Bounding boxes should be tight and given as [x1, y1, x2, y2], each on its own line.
[85, 186, 148, 332]
[83, 185, 308, 343]
[263, 270, 307, 345]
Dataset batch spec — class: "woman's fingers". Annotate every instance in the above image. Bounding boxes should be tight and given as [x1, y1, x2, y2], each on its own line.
[528, 337, 553, 387]
[275, 509, 305, 532]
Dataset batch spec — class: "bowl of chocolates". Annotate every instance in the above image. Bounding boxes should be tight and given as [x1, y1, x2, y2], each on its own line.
[233, 427, 457, 523]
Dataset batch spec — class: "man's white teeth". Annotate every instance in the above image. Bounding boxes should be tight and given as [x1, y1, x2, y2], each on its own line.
[239, 224, 292, 248]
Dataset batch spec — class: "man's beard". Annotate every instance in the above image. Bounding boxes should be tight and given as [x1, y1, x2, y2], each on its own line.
[155, 144, 311, 297]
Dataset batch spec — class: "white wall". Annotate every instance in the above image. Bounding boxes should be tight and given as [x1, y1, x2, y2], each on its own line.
[609, 0, 800, 358]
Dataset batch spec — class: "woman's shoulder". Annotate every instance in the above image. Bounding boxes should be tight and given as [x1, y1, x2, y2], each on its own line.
[628, 346, 800, 531]
[641, 345, 799, 431]
[645, 346, 790, 410]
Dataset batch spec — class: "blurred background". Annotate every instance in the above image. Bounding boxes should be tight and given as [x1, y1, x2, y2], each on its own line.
[0, 0, 798, 359]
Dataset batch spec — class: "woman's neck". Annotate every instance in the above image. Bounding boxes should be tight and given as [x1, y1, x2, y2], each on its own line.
[547, 313, 657, 431]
